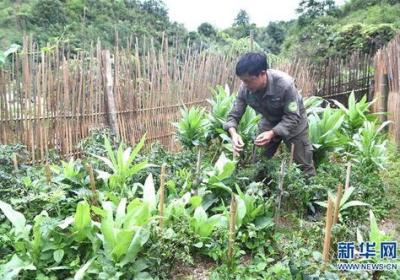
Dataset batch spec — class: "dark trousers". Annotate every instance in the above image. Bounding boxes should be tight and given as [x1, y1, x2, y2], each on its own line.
[260, 128, 316, 177]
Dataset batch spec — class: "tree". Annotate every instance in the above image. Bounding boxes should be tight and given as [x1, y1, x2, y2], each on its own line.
[233, 9, 250, 27]
[31, 0, 67, 27]
[256, 21, 288, 54]
[296, 0, 337, 26]
[197, 22, 216, 38]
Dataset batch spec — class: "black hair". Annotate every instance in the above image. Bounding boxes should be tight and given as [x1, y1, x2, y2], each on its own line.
[235, 52, 269, 76]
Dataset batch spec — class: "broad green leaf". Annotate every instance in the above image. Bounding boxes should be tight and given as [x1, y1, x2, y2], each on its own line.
[369, 210, 383, 244]
[128, 134, 146, 164]
[190, 196, 202, 208]
[101, 202, 116, 254]
[91, 154, 115, 172]
[255, 216, 274, 230]
[74, 257, 95, 280]
[0, 255, 35, 280]
[115, 198, 127, 227]
[235, 195, 246, 228]
[125, 201, 150, 228]
[193, 206, 208, 224]
[209, 181, 232, 193]
[0, 200, 29, 238]
[129, 161, 150, 177]
[121, 227, 150, 265]
[74, 201, 91, 232]
[53, 249, 64, 263]
[32, 213, 46, 260]
[112, 229, 135, 261]
[314, 201, 327, 208]
[340, 187, 355, 207]
[340, 201, 370, 211]
[104, 138, 117, 168]
[143, 174, 156, 212]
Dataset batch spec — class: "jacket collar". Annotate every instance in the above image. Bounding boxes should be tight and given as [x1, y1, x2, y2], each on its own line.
[263, 70, 274, 97]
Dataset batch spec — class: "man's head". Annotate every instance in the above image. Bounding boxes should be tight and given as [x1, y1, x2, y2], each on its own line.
[235, 52, 269, 92]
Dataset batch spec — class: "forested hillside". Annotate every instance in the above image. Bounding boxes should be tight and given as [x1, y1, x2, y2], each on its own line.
[1, 0, 399, 59]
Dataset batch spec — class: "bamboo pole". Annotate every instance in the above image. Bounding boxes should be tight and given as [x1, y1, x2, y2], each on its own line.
[289, 143, 295, 166]
[159, 164, 166, 230]
[86, 164, 98, 206]
[323, 197, 334, 264]
[12, 153, 18, 172]
[103, 50, 120, 139]
[228, 194, 237, 264]
[44, 163, 52, 185]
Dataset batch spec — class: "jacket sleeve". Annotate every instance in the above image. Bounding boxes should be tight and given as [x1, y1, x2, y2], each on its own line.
[223, 87, 247, 131]
[272, 84, 302, 138]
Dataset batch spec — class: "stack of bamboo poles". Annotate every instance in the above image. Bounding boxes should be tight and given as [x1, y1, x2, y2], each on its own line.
[373, 33, 400, 147]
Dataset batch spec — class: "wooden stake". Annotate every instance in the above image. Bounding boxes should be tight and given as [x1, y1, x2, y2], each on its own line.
[323, 197, 334, 264]
[333, 183, 343, 225]
[44, 163, 51, 185]
[228, 194, 237, 264]
[289, 143, 295, 166]
[159, 163, 166, 230]
[86, 164, 98, 206]
[275, 159, 286, 222]
[345, 162, 352, 190]
[12, 153, 18, 172]
[196, 149, 201, 176]
[103, 50, 120, 140]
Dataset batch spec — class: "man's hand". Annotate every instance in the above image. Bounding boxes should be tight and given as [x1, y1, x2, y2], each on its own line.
[254, 130, 275, 146]
[231, 132, 245, 154]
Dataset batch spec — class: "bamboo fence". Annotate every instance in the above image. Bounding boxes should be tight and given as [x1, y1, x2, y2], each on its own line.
[373, 33, 400, 147]
[0, 36, 239, 162]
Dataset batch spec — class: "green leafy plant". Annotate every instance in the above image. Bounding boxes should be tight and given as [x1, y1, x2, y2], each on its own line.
[189, 206, 227, 239]
[207, 84, 235, 140]
[203, 152, 236, 193]
[315, 187, 370, 222]
[304, 95, 326, 116]
[332, 92, 377, 133]
[235, 185, 274, 228]
[0, 201, 65, 278]
[173, 106, 208, 149]
[350, 121, 390, 169]
[92, 135, 150, 193]
[308, 106, 348, 163]
[51, 157, 85, 186]
[72, 200, 93, 242]
[237, 106, 261, 144]
[95, 198, 151, 264]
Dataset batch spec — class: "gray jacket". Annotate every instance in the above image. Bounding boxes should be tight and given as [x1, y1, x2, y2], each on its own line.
[224, 69, 308, 140]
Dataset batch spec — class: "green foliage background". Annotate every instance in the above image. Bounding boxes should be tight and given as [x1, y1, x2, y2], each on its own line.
[1, 0, 399, 59]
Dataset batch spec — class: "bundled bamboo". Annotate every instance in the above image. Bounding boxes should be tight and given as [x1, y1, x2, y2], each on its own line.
[373, 33, 400, 147]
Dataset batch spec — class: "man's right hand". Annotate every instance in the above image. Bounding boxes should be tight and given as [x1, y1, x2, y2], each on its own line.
[231, 132, 244, 154]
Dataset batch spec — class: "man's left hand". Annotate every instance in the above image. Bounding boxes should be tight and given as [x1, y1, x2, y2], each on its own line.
[254, 130, 275, 146]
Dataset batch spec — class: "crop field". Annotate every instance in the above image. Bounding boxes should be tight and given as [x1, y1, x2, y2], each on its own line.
[1, 85, 399, 279]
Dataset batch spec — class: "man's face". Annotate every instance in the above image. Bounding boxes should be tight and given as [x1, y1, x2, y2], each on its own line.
[238, 71, 267, 92]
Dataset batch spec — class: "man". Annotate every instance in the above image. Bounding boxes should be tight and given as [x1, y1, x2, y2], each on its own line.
[224, 52, 316, 177]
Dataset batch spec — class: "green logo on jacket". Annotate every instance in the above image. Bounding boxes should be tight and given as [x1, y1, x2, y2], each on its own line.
[288, 101, 298, 112]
